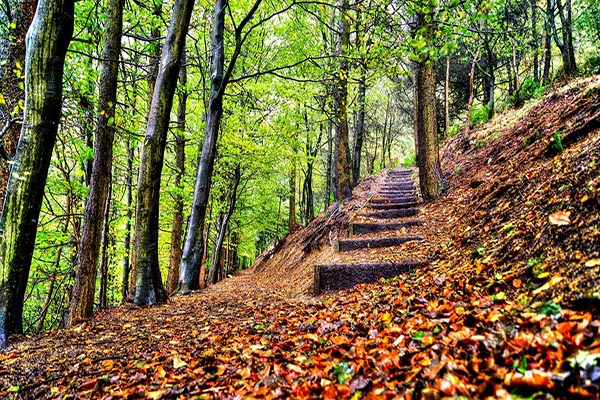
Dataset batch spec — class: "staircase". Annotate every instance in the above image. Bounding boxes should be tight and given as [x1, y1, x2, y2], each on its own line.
[314, 169, 424, 293]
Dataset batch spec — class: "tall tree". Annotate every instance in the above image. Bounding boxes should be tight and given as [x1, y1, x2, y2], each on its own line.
[414, 4, 444, 201]
[0, 0, 37, 209]
[166, 57, 188, 295]
[132, 0, 195, 306]
[68, 0, 123, 326]
[0, 0, 73, 346]
[332, 0, 352, 202]
[179, 0, 263, 293]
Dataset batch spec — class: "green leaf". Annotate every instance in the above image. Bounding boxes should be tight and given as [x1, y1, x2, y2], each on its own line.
[8, 386, 19, 393]
[569, 350, 600, 370]
[538, 300, 561, 317]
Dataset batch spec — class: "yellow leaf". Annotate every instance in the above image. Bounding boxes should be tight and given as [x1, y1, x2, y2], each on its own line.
[172, 356, 188, 369]
[585, 259, 600, 268]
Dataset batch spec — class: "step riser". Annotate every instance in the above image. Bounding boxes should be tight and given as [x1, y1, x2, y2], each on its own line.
[360, 209, 418, 218]
[351, 221, 422, 235]
[370, 198, 419, 204]
[335, 236, 423, 252]
[368, 203, 418, 210]
[314, 262, 423, 292]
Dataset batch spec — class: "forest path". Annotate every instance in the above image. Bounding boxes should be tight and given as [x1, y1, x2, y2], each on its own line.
[315, 168, 424, 291]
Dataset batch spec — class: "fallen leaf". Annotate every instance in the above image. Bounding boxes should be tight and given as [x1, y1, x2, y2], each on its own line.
[549, 210, 570, 225]
[585, 259, 600, 268]
[173, 356, 188, 369]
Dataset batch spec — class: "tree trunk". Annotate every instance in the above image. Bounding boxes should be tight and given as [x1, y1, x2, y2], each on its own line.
[166, 56, 187, 295]
[132, 0, 195, 306]
[97, 177, 112, 309]
[465, 42, 481, 136]
[0, 0, 37, 211]
[352, 65, 366, 185]
[122, 144, 133, 302]
[179, 0, 262, 293]
[324, 116, 333, 209]
[415, 9, 444, 202]
[556, 0, 575, 74]
[444, 54, 450, 140]
[208, 164, 240, 284]
[0, 0, 73, 347]
[332, 0, 352, 202]
[543, 1, 552, 84]
[289, 162, 296, 228]
[531, 0, 540, 83]
[68, 0, 122, 326]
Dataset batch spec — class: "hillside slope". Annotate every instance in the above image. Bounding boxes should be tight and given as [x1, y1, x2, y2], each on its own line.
[1, 76, 599, 399]
[254, 75, 600, 307]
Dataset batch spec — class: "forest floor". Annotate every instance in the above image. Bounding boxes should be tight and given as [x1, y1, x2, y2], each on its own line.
[2, 76, 600, 399]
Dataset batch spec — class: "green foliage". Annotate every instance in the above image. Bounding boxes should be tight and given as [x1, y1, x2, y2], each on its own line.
[552, 130, 564, 153]
[538, 300, 562, 318]
[582, 56, 600, 74]
[523, 130, 540, 146]
[519, 78, 545, 101]
[402, 151, 416, 167]
[470, 105, 490, 126]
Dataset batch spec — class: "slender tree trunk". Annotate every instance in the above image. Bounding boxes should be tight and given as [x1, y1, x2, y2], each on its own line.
[0, 0, 37, 211]
[415, 8, 444, 202]
[444, 54, 450, 140]
[122, 144, 133, 302]
[208, 164, 240, 284]
[289, 163, 296, 229]
[97, 177, 112, 309]
[543, 2, 552, 84]
[352, 65, 366, 185]
[132, 0, 196, 306]
[556, 0, 575, 74]
[465, 43, 481, 136]
[332, 0, 352, 202]
[166, 56, 187, 295]
[0, 0, 73, 347]
[179, 0, 262, 293]
[324, 117, 333, 209]
[68, 0, 123, 326]
[531, 0, 540, 83]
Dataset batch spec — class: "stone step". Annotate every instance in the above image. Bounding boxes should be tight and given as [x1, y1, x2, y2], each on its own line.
[359, 208, 419, 219]
[367, 202, 419, 210]
[314, 261, 423, 292]
[381, 182, 415, 190]
[334, 235, 422, 252]
[370, 197, 419, 204]
[351, 221, 422, 235]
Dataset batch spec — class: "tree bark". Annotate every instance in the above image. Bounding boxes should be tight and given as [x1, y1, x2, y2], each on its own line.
[289, 162, 296, 228]
[0, 0, 73, 347]
[166, 56, 187, 295]
[332, 0, 352, 202]
[556, 0, 575, 74]
[465, 42, 481, 136]
[352, 65, 366, 186]
[0, 0, 37, 211]
[530, 0, 539, 83]
[415, 9, 444, 202]
[208, 164, 240, 284]
[444, 54, 450, 140]
[132, 0, 195, 306]
[122, 144, 133, 302]
[97, 177, 112, 309]
[179, 0, 262, 293]
[324, 115, 333, 209]
[68, 0, 123, 326]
